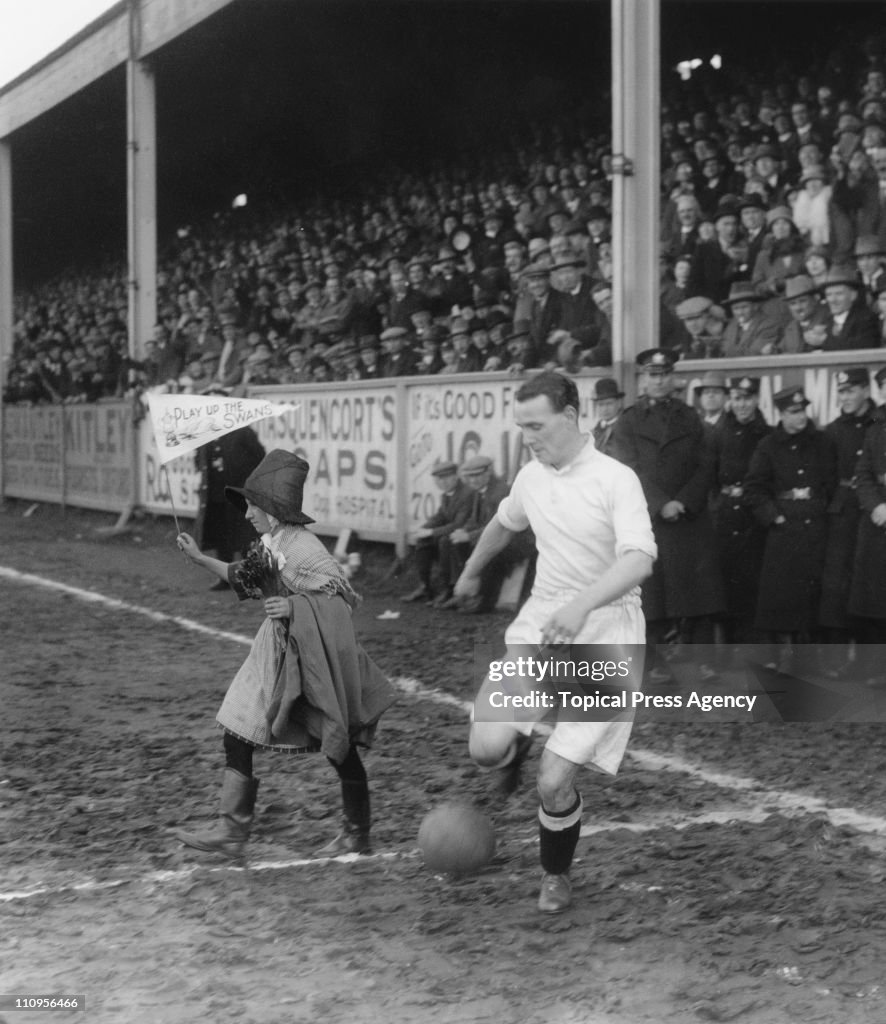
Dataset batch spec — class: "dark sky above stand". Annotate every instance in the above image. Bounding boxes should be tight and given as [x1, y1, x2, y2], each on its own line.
[9, 0, 883, 284]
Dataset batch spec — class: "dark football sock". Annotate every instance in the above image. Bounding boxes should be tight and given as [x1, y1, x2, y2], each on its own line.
[328, 746, 370, 828]
[223, 731, 255, 777]
[538, 792, 583, 875]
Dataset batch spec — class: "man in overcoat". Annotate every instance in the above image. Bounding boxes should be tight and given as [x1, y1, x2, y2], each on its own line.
[820, 368, 883, 673]
[709, 376, 771, 644]
[611, 348, 725, 679]
[848, 365, 886, 684]
[744, 387, 838, 659]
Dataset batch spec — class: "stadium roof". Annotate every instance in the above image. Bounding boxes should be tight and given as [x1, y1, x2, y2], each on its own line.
[0, 0, 234, 137]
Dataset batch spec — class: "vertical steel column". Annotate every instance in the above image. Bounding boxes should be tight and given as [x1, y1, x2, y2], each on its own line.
[611, 0, 660, 399]
[0, 141, 12, 498]
[126, 0, 157, 362]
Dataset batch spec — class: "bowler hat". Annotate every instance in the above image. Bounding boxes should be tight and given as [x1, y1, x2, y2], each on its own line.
[773, 387, 810, 411]
[713, 198, 741, 222]
[738, 193, 767, 212]
[835, 367, 870, 389]
[521, 260, 551, 279]
[225, 450, 315, 525]
[593, 377, 625, 400]
[724, 281, 763, 305]
[694, 370, 729, 395]
[727, 375, 760, 395]
[784, 275, 820, 301]
[552, 254, 586, 271]
[823, 265, 862, 289]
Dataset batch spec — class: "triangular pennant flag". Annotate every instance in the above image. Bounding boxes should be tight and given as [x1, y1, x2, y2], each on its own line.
[146, 392, 298, 464]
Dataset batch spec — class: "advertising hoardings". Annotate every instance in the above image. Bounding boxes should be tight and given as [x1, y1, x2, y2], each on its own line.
[5, 361, 886, 540]
[63, 403, 135, 511]
[3, 405, 63, 503]
[252, 384, 399, 538]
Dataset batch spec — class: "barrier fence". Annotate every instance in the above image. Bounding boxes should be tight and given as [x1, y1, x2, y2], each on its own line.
[3, 360, 885, 553]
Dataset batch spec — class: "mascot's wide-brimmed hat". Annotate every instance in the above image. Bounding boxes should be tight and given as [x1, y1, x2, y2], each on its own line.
[225, 449, 315, 525]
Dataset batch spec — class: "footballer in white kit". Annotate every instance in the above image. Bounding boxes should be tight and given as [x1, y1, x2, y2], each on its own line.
[455, 371, 656, 913]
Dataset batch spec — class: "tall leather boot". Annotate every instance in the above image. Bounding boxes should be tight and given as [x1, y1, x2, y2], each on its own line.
[176, 768, 259, 861]
[314, 779, 371, 857]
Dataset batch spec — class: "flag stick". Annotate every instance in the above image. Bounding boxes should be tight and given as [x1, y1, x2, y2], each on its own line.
[162, 464, 183, 536]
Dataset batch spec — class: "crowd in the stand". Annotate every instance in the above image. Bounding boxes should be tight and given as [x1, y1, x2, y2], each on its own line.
[5, 24, 886, 407]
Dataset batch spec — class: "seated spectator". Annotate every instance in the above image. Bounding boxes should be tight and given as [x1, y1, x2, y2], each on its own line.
[854, 235, 886, 305]
[780, 274, 832, 353]
[738, 194, 769, 271]
[752, 206, 806, 322]
[468, 319, 503, 371]
[278, 344, 313, 385]
[691, 199, 750, 303]
[675, 295, 722, 358]
[821, 264, 881, 349]
[358, 336, 383, 379]
[447, 454, 535, 614]
[660, 252, 693, 313]
[503, 321, 537, 374]
[240, 345, 281, 387]
[876, 281, 886, 345]
[804, 243, 832, 289]
[401, 458, 475, 606]
[448, 319, 482, 372]
[790, 165, 834, 249]
[720, 281, 781, 356]
[380, 326, 417, 376]
[415, 332, 443, 375]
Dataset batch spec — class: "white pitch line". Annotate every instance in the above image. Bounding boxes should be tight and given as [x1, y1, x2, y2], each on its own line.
[624, 748, 886, 837]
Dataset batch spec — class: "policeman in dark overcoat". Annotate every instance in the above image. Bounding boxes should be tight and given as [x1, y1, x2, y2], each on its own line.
[710, 375, 771, 643]
[610, 348, 725, 667]
[744, 387, 838, 642]
[819, 367, 883, 670]
[848, 366, 886, 681]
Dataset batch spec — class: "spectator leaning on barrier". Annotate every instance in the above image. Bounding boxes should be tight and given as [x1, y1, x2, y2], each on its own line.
[720, 281, 782, 357]
[821, 264, 881, 349]
[780, 274, 832, 353]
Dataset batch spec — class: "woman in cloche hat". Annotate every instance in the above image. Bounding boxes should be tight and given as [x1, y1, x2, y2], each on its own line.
[175, 449, 395, 861]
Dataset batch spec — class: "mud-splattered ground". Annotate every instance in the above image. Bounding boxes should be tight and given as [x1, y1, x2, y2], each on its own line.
[2, 502, 885, 1024]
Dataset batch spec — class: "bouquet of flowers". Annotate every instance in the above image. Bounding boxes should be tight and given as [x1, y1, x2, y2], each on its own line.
[233, 539, 285, 599]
